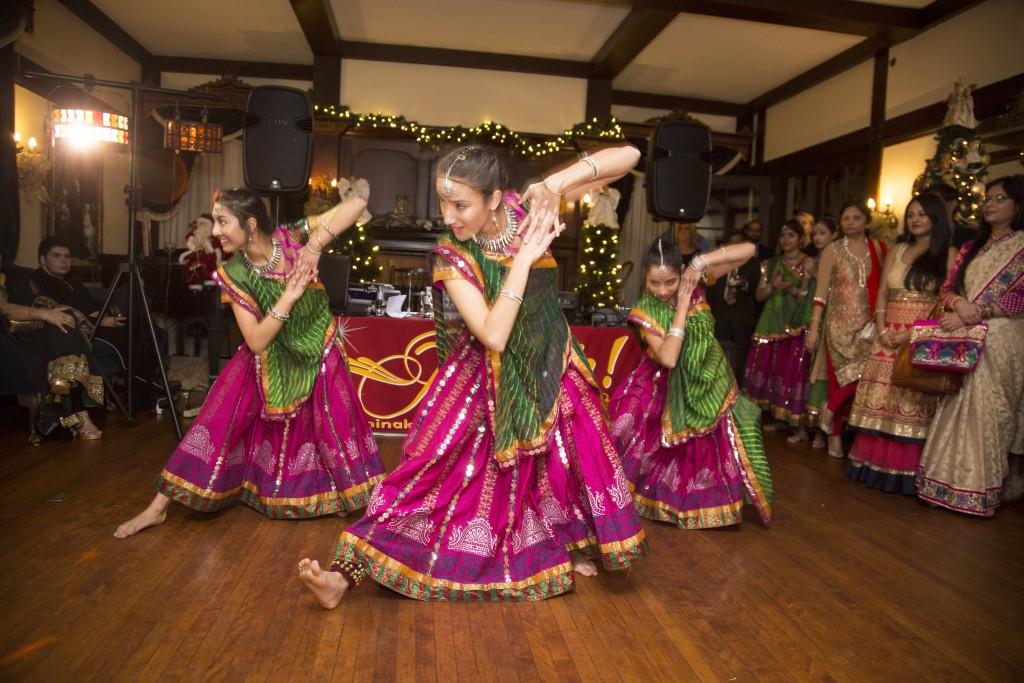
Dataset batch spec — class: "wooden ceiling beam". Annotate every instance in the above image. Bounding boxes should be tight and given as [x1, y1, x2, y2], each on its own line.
[338, 40, 590, 79]
[147, 56, 312, 82]
[590, 8, 676, 80]
[289, 0, 340, 57]
[55, 0, 151, 66]
[612, 90, 744, 118]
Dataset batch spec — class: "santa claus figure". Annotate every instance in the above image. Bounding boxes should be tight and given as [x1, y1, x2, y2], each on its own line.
[178, 213, 223, 287]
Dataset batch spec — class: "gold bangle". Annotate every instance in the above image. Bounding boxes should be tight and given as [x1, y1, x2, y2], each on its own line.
[304, 243, 322, 256]
[542, 178, 563, 196]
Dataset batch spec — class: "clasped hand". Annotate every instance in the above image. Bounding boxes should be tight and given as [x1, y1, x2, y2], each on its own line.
[515, 201, 564, 262]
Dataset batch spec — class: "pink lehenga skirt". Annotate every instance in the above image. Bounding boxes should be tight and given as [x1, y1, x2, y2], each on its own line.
[330, 340, 649, 602]
[743, 334, 812, 427]
[611, 358, 773, 529]
[156, 340, 385, 517]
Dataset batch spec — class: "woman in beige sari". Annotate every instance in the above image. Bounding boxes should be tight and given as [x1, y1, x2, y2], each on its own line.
[917, 177, 1024, 516]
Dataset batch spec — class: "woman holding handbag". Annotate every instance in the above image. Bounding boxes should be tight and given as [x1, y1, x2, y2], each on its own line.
[845, 194, 955, 493]
[804, 201, 888, 458]
[917, 177, 1024, 516]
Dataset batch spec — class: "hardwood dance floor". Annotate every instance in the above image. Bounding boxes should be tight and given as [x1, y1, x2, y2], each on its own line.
[1, 408, 1022, 682]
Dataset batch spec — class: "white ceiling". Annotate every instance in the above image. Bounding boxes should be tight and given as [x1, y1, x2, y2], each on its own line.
[84, 0, 960, 108]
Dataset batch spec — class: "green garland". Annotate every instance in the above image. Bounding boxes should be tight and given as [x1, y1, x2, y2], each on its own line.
[314, 104, 624, 159]
[577, 223, 622, 310]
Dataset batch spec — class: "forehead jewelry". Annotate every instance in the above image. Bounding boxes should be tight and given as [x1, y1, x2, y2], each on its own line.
[441, 153, 467, 198]
[657, 240, 668, 277]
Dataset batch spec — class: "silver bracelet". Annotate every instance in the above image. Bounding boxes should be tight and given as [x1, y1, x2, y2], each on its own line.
[667, 326, 685, 340]
[268, 309, 290, 322]
[499, 290, 524, 305]
[688, 253, 708, 273]
[579, 153, 598, 181]
[319, 215, 338, 238]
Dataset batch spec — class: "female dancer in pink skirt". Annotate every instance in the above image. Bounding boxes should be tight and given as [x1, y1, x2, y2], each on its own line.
[609, 239, 773, 529]
[298, 145, 648, 604]
[115, 188, 384, 538]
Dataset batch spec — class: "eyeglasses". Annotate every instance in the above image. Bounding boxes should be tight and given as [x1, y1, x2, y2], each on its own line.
[981, 194, 1011, 204]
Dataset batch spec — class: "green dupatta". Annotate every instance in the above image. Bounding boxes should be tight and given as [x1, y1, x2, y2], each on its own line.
[753, 256, 809, 338]
[629, 289, 736, 444]
[430, 228, 595, 468]
[215, 239, 335, 419]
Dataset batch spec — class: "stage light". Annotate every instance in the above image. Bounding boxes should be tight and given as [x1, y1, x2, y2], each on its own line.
[164, 116, 223, 153]
[52, 109, 129, 145]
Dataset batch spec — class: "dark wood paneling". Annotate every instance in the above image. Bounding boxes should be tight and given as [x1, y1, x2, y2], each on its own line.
[589, 8, 675, 80]
[612, 90, 744, 118]
[289, 0, 340, 57]
[146, 57, 312, 82]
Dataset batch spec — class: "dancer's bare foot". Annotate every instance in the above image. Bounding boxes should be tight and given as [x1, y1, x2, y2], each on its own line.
[763, 421, 785, 432]
[827, 435, 845, 458]
[786, 429, 809, 444]
[572, 560, 598, 577]
[811, 432, 826, 450]
[114, 494, 170, 539]
[298, 558, 349, 609]
[819, 407, 834, 435]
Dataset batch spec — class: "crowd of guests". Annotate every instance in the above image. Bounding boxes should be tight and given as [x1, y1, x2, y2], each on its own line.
[705, 178, 1024, 518]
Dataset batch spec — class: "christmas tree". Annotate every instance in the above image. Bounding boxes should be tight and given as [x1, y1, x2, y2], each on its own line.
[577, 188, 624, 310]
[304, 175, 382, 283]
[913, 79, 990, 227]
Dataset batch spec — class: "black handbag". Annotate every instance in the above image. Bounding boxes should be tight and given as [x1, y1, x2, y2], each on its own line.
[34, 402, 82, 436]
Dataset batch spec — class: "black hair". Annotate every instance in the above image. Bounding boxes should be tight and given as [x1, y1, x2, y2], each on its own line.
[803, 217, 838, 258]
[926, 182, 959, 204]
[777, 218, 806, 256]
[839, 199, 872, 224]
[436, 146, 512, 202]
[38, 236, 71, 259]
[953, 176, 1024, 295]
[213, 188, 273, 237]
[901, 193, 951, 291]
[642, 238, 684, 275]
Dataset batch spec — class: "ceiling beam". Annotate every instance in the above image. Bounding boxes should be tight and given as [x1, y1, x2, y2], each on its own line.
[339, 40, 590, 79]
[55, 0, 151, 66]
[289, 0, 340, 57]
[147, 56, 312, 82]
[612, 90, 744, 118]
[590, 8, 676, 80]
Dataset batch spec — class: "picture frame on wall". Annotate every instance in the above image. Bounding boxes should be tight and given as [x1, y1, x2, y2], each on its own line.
[51, 147, 102, 261]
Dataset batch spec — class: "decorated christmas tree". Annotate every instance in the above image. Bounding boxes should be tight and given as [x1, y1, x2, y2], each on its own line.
[304, 175, 382, 283]
[577, 187, 624, 310]
[913, 79, 990, 227]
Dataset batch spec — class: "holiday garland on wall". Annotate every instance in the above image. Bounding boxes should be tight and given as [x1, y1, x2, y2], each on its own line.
[913, 80, 990, 227]
[314, 105, 624, 158]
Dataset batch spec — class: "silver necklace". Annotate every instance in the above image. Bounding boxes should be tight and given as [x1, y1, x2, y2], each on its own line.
[474, 205, 518, 253]
[242, 236, 282, 276]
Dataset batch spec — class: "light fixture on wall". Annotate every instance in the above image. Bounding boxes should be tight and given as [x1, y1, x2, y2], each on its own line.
[164, 109, 222, 153]
[14, 132, 50, 202]
[868, 196, 899, 239]
[52, 108, 129, 144]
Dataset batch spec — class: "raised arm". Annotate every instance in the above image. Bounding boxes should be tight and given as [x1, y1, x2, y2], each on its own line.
[681, 241, 756, 288]
[521, 145, 641, 209]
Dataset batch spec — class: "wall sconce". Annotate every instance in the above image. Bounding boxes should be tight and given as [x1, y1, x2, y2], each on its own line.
[14, 132, 51, 202]
[52, 108, 129, 145]
[164, 111, 223, 153]
[868, 196, 899, 239]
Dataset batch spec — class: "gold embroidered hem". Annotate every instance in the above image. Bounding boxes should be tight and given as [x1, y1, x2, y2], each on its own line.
[47, 353, 103, 404]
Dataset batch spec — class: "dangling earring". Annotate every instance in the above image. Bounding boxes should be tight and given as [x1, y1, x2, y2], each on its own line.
[491, 210, 500, 230]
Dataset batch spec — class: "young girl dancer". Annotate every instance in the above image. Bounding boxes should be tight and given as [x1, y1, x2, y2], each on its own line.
[115, 189, 385, 538]
[609, 238, 773, 529]
[297, 145, 648, 604]
[744, 219, 816, 440]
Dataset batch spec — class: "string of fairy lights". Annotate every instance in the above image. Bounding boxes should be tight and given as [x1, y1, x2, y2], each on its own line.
[314, 104, 624, 157]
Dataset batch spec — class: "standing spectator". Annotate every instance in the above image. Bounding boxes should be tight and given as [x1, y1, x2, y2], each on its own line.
[707, 230, 759, 381]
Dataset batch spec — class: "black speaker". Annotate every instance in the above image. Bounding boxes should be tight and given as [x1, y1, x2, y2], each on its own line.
[243, 86, 313, 193]
[646, 120, 712, 222]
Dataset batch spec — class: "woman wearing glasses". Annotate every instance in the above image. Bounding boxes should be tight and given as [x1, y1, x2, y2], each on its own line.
[917, 177, 1024, 517]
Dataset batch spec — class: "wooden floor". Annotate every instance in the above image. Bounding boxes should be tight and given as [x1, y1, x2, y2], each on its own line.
[1, 407, 1023, 683]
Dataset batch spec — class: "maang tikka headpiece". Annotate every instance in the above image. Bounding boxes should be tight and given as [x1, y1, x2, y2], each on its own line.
[441, 152, 467, 198]
[658, 239, 668, 277]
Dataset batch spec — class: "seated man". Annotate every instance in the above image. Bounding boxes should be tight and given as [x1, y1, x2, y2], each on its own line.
[31, 237, 170, 388]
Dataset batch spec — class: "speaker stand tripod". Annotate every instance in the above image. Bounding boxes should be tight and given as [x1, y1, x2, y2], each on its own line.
[26, 70, 225, 440]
